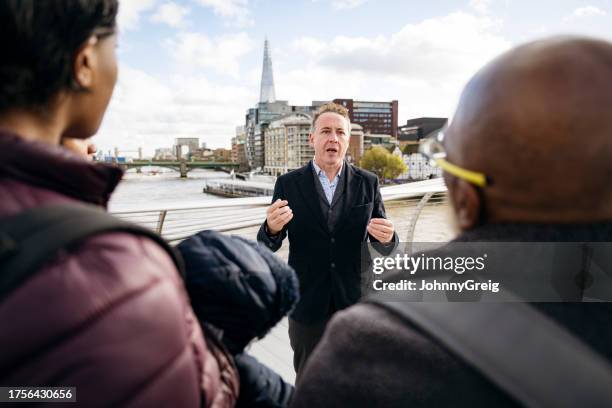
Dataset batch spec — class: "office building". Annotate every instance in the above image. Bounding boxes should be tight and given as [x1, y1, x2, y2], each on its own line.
[334, 99, 398, 138]
[174, 138, 200, 159]
[347, 124, 364, 165]
[264, 113, 313, 176]
[398, 117, 447, 152]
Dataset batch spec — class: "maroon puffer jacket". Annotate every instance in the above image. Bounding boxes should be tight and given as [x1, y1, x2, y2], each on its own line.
[0, 133, 239, 407]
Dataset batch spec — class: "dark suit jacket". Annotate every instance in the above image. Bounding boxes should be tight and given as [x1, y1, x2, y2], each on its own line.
[257, 161, 396, 324]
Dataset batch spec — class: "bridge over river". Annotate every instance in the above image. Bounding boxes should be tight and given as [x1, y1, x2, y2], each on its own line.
[118, 160, 239, 177]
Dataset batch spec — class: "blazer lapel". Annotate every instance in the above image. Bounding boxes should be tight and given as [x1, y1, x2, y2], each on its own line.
[329, 162, 347, 210]
[334, 164, 363, 233]
[297, 162, 329, 234]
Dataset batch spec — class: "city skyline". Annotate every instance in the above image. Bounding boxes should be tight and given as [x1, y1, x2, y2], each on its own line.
[94, 0, 612, 156]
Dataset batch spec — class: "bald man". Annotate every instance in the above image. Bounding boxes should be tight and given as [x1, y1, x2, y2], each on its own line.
[291, 36, 612, 407]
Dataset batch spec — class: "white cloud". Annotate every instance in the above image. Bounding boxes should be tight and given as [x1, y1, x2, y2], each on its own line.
[150, 2, 190, 28]
[292, 37, 327, 55]
[565, 5, 607, 20]
[331, 0, 369, 10]
[469, 0, 491, 14]
[311, 0, 369, 10]
[118, 0, 159, 31]
[94, 66, 254, 154]
[194, 0, 253, 27]
[292, 12, 508, 81]
[287, 12, 510, 121]
[165, 32, 255, 78]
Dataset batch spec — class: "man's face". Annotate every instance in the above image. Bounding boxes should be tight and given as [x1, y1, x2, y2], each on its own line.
[309, 112, 350, 168]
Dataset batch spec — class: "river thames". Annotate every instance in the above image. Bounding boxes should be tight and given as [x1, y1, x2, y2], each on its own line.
[108, 170, 229, 211]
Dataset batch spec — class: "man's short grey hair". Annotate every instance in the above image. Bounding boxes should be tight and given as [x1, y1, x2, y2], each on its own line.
[311, 102, 351, 133]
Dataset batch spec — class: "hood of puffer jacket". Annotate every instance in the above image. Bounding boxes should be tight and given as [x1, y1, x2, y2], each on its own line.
[0, 131, 123, 208]
[177, 230, 299, 354]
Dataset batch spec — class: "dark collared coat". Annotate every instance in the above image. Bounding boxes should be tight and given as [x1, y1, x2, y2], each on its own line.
[257, 161, 395, 324]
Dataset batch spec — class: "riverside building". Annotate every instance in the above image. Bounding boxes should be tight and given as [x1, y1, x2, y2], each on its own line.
[264, 113, 313, 176]
[333, 98, 399, 139]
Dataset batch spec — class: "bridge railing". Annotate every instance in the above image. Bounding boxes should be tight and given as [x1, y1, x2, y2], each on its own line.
[111, 178, 447, 243]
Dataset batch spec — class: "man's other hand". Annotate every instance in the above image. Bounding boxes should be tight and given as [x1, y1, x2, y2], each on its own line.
[367, 218, 394, 242]
[266, 199, 293, 235]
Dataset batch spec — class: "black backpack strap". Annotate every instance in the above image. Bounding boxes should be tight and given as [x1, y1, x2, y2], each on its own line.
[365, 295, 612, 408]
[0, 204, 184, 301]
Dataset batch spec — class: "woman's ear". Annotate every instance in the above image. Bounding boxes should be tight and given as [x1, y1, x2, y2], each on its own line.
[446, 175, 483, 231]
[73, 37, 98, 89]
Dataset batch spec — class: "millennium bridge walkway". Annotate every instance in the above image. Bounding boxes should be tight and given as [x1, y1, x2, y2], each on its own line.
[111, 178, 452, 384]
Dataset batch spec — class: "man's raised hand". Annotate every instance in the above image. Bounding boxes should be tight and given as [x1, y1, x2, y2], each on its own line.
[367, 218, 394, 243]
[266, 199, 293, 235]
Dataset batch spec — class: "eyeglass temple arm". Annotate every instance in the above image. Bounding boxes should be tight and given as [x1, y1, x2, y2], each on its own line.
[435, 158, 487, 187]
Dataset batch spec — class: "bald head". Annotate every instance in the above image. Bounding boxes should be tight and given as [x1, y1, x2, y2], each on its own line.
[446, 36, 612, 225]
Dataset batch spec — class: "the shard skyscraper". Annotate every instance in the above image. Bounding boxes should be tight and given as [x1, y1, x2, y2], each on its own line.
[245, 39, 304, 170]
[259, 39, 276, 103]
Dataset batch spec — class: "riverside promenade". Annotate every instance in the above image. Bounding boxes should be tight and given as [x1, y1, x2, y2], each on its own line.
[111, 179, 455, 385]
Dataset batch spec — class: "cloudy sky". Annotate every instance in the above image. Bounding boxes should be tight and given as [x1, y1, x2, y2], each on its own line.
[94, 0, 612, 156]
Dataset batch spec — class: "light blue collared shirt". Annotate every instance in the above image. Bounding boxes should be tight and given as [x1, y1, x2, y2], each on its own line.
[312, 159, 343, 205]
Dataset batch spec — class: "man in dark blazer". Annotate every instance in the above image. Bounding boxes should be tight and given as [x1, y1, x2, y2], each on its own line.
[257, 102, 396, 376]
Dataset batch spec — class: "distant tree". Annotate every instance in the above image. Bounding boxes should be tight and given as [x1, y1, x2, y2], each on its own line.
[359, 147, 388, 181]
[384, 153, 408, 181]
[360, 146, 407, 183]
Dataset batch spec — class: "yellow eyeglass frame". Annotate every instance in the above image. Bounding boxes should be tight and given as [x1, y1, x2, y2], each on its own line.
[419, 133, 489, 188]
